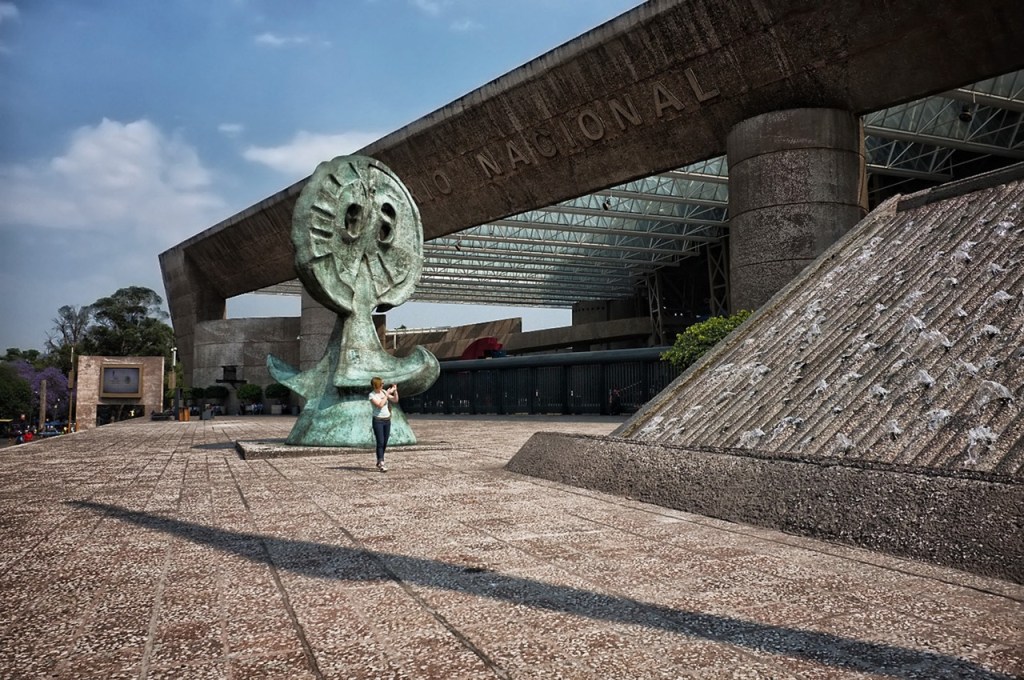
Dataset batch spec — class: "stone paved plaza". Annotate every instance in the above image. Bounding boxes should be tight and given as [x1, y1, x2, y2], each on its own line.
[0, 415, 1021, 679]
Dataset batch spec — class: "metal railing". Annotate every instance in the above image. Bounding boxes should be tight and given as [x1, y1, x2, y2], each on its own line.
[403, 347, 679, 416]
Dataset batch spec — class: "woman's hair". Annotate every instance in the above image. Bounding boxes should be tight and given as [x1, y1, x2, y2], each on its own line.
[371, 376, 383, 390]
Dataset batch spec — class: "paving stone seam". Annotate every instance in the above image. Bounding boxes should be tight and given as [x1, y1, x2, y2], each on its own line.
[138, 453, 194, 680]
[452, 497, 804, 678]
[0, 447, 157, 578]
[510, 469, 1024, 605]
[45, 446, 184, 677]
[270, 447, 801, 676]
[225, 456, 327, 680]
[258, 456, 513, 679]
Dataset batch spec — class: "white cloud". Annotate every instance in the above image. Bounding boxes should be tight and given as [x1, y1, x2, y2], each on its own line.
[0, 118, 227, 245]
[254, 32, 310, 47]
[242, 130, 383, 178]
[218, 122, 244, 137]
[450, 18, 481, 32]
[0, 1, 17, 51]
[410, 0, 445, 16]
[0, 2, 19, 24]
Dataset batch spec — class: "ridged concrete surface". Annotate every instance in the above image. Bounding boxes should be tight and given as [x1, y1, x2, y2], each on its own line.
[618, 171, 1024, 477]
[2, 416, 1022, 678]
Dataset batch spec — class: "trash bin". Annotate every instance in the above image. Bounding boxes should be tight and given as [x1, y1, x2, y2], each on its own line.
[201, 408, 214, 421]
[178, 407, 190, 422]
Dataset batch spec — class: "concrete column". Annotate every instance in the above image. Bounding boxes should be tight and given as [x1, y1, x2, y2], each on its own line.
[299, 289, 335, 372]
[727, 108, 867, 312]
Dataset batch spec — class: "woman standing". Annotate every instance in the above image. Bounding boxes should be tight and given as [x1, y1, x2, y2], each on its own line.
[369, 377, 399, 472]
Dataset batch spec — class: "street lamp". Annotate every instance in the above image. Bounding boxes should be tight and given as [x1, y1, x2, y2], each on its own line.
[171, 346, 181, 420]
[68, 345, 76, 432]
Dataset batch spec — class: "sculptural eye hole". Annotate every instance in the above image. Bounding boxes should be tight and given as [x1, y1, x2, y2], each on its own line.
[378, 203, 396, 244]
[344, 203, 362, 237]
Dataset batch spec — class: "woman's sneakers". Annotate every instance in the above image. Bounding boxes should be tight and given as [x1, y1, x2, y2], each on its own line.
[376, 462, 388, 473]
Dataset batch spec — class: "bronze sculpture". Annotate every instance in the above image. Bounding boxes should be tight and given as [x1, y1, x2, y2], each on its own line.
[268, 155, 439, 446]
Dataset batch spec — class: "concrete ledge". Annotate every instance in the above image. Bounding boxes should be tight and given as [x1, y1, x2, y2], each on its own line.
[506, 432, 1024, 584]
[235, 439, 447, 460]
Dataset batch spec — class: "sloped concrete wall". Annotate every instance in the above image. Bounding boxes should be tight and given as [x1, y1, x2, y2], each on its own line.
[618, 166, 1024, 476]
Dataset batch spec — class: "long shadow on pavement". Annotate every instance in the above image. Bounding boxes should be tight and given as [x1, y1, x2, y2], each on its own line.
[71, 500, 1013, 680]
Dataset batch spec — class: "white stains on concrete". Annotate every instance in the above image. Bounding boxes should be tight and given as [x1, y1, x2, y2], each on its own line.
[966, 426, 998, 464]
[739, 428, 765, 447]
[926, 409, 952, 431]
[870, 385, 890, 400]
[626, 180, 1024, 474]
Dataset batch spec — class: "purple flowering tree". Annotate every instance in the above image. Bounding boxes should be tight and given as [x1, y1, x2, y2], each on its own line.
[12, 361, 70, 422]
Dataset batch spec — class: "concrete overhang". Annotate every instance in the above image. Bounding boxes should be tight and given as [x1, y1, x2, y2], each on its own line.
[160, 0, 1024, 373]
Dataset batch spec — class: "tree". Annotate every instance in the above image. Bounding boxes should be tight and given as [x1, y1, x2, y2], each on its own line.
[3, 348, 43, 367]
[85, 286, 174, 357]
[264, 383, 291, 402]
[204, 385, 230, 401]
[0, 363, 32, 420]
[45, 305, 92, 374]
[237, 384, 263, 404]
[660, 310, 752, 370]
[188, 386, 205, 402]
[11, 360, 70, 421]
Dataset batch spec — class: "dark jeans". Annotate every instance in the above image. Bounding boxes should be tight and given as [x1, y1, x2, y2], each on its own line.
[372, 417, 391, 463]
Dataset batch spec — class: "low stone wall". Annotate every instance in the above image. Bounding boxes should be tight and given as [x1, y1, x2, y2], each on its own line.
[506, 432, 1024, 584]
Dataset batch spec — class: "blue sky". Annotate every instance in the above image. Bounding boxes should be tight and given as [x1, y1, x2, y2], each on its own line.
[0, 0, 644, 351]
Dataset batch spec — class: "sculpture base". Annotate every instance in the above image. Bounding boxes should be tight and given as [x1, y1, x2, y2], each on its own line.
[285, 393, 417, 448]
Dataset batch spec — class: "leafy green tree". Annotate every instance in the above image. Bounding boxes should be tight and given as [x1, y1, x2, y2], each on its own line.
[204, 385, 230, 401]
[188, 386, 205, 402]
[3, 348, 44, 367]
[264, 383, 291, 402]
[84, 286, 174, 357]
[237, 384, 263, 404]
[661, 310, 752, 370]
[0, 363, 33, 419]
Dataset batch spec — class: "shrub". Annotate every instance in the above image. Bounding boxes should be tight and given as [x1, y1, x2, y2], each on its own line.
[0, 363, 32, 419]
[204, 385, 230, 400]
[236, 383, 263, 403]
[188, 386, 205, 401]
[264, 383, 291, 401]
[660, 310, 752, 370]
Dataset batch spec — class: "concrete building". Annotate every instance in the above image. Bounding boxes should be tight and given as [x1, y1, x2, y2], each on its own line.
[160, 0, 1024, 396]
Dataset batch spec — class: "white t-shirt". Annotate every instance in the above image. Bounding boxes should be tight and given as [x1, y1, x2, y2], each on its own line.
[369, 390, 391, 419]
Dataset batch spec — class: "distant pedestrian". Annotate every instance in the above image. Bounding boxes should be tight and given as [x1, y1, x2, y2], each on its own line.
[369, 377, 399, 472]
[609, 387, 622, 415]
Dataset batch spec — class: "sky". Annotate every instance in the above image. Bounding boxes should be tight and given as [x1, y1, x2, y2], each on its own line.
[0, 0, 645, 352]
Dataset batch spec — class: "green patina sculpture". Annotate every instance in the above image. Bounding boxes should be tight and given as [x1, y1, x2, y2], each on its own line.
[268, 155, 439, 446]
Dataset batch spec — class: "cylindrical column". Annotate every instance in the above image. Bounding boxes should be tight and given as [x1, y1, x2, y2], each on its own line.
[727, 108, 867, 312]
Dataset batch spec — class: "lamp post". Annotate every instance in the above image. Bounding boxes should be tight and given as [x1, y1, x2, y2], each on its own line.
[37, 379, 47, 434]
[171, 346, 180, 420]
[68, 345, 76, 432]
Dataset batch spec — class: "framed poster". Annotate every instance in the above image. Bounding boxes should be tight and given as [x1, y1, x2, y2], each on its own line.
[100, 364, 143, 399]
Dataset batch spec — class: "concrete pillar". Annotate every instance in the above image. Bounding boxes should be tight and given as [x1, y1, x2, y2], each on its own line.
[727, 108, 867, 312]
[299, 289, 335, 372]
